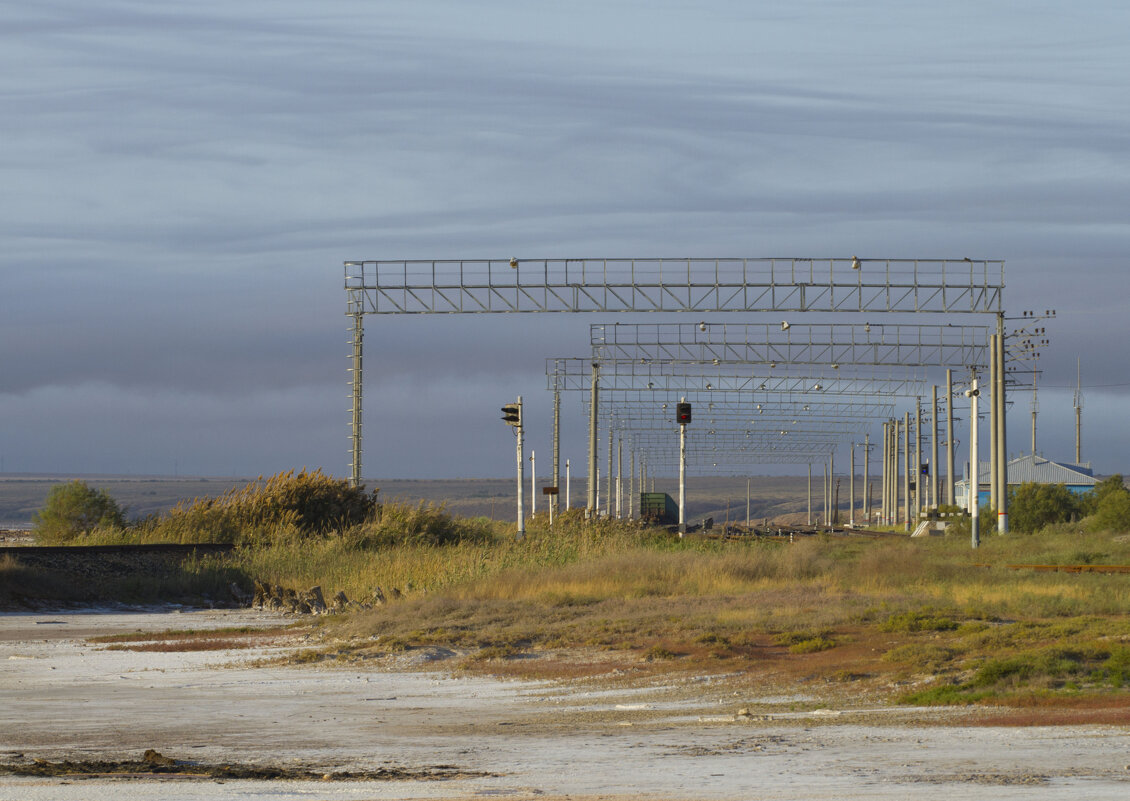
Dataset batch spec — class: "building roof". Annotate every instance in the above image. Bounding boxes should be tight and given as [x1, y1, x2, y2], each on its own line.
[960, 454, 1097, 488]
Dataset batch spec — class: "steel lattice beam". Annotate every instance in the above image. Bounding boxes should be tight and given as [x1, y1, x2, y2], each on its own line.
[548, 358, 926, 396]
[591, 322, 990, 369]
[346, 258, 1003, 315]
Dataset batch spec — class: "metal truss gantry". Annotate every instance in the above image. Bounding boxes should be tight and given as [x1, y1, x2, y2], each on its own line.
[346, 258, 1003, 315]
[547, 358, 928, 396]
[591, 322, 991, 370]
[343, 257, 1006, 530]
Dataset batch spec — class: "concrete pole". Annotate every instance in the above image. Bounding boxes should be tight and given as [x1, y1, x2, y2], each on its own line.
[970, 378, 980, 548]
[989, 334, 999, 517]
[830, 451, 835, 526]
[863, 432, 871, 522]
[807, 463, 812, 526]
[629, 449, 635, 519]
[880, 424, 887, 525]
[616, 437, 623, 519]
[903, 412, 911, 531]
[530, 450, 536, 518]
[849, 442, 855, 527]
[823, 461, 828, 527]
[516, 397, 525, 540]
[946, 369, 956, 507]
[914, 398, 922, 522]
[997, 322, 1009, 533]
[565, 459, 571, 511]
[746, 477, 751, 529]
[349, 312, 363, 488]
[892, 419, 900, 527]
[587, 365, 599, 516]
[607, 427, 613, 518]
[552, 386, 560, 513]
[931, 385, 939, 511]
[678, 399, 687, 537]
[1076, 358, 1083, 464]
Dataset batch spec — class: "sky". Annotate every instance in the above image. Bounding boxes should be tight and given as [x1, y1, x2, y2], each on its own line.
[2, 0, 1128, 482]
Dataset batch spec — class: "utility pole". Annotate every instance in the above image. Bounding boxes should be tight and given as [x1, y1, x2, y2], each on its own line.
[807, 463, 812, 526]
[996, 316, 1009, 534]
[946, 369, 956, 506]
[989, 334, 999, 518]
[587, 364, 599, 516]
[863, 433, 870, 523]
[1075, 358, 1083, 464]
[969, 377, 981, 548]
[914, 398, 922, 522]
[746, 477, 751, 529]
[903, 412, 911, 531]
[849, 442, 855, 527]
[607, 427, 613, 518]
[565, 459, 571, 511]
[616, 437, 623, 519]
[629, 448, 635, 519]
[931, 385, 939, 512]
[530, 450, 536, 518]
[823, 461, 829, 527]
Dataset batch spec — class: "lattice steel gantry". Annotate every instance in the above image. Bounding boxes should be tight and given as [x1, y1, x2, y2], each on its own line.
[343, 257, 1005, 501]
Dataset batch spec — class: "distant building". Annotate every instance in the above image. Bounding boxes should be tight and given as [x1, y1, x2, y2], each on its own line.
[955, 454, 1098, 508]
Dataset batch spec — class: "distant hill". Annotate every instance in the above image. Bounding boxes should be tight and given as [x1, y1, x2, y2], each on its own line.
[1, 473, 849, 529]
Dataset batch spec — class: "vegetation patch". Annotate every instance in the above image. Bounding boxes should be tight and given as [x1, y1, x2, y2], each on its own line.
[0, 750, 491, 781]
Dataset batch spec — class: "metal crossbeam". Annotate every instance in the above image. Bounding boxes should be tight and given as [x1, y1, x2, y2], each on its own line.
[591, 322, 989, 369]
[346, 258, 1003, 315]
[549, 358, 926, 396]
[596, 398, 893, 419]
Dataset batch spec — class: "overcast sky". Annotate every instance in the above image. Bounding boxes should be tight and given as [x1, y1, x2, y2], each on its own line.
[2, 0, 1128, 482]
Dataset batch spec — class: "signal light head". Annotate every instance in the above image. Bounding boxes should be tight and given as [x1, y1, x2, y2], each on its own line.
[675, 402, 692, 425]
[501, 402, 521, 425]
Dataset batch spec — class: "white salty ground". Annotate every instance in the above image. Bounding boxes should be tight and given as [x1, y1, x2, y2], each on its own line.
[2, 608, 1130, 801]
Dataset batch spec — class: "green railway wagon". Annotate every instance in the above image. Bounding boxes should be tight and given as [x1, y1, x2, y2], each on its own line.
[639, 492, 678, 525]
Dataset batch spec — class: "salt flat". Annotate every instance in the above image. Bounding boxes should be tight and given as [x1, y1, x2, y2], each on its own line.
[2, 608, 1129, 800]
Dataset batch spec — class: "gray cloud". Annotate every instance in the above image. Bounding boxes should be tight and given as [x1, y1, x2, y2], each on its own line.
[2, 1, 1128, 478]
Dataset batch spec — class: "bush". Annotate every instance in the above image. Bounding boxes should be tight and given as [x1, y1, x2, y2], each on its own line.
[1008, 482, 1080, 533]
[144, 469, 379, 544]
[32, 481, 126, 543]
[1085, 476, 1130, 533]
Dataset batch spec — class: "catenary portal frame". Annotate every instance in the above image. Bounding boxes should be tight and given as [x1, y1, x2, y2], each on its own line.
[343, 257, 1005, 524]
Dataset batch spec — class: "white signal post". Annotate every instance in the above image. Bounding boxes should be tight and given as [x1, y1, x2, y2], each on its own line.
[530, 450, 536, 518]
[502, 397, 525, 540]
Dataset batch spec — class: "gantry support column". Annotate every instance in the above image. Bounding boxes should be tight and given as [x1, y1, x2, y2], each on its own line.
[914, 398, 922, 522]
[931, 385, 939, 512]
[903, 412, 911, 531]
[863, 433, 870, 524]
[996, 318, 1009, 533]
[807, 463, 812, 526]
[587, 364, 599, 515]
[946, 369, 956, 506]
[349, 312, 363, 488]
[989, 334, 999, 518]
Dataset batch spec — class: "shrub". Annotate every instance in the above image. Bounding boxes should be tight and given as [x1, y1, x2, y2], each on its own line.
[143, 469, 379, 544]
[1085, 476, 1130, 533]
[31, 480, 127, 543]
[1008, 482, 1081, 533]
